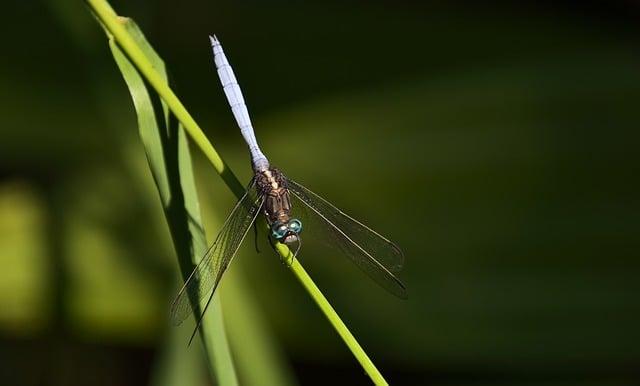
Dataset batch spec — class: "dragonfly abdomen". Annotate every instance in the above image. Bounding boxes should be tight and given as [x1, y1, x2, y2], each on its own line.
[210, 35, 269, 171]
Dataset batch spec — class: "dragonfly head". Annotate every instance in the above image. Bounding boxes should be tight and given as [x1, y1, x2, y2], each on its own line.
[271, 218, 303, 245]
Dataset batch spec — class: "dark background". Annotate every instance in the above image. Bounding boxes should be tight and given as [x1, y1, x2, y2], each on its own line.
[1, 1, 639, 385]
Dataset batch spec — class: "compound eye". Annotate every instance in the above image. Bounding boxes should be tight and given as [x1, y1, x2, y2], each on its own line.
[288, 219, 302, 233]
[271, 222, 288, 239]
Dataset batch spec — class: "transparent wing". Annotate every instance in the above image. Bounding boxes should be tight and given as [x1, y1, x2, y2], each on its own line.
[170, 179, 263, 325]
[287, 178, 407, 299]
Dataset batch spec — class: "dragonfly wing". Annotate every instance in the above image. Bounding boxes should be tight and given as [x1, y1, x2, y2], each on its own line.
[170, 179, 264, 325]
[287, 178, 407, 299]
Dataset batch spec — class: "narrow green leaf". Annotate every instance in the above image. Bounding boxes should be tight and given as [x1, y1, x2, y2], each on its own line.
[107, 17, 238, 386]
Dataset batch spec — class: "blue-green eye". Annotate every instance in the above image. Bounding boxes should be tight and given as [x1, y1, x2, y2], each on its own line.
[288, 219, 302, 233]
[271, 222, 288, 239]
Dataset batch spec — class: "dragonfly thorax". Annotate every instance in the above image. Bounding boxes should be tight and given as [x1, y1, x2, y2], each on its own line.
[256, 168, 303, 244]
[256, 168, 291, 225]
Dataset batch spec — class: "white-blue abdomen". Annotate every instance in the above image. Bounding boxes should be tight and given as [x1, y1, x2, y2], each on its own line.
[210, 35, 269, 171]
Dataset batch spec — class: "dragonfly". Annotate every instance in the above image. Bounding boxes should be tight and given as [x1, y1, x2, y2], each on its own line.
[170, 36, 407, 335]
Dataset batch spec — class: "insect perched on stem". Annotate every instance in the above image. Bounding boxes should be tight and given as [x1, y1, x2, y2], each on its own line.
[171, 36, 407, 340]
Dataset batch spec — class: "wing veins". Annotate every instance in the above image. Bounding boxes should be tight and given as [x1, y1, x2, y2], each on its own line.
[288, 179, 404, 271]
[288, 184, 407, 298]
[170, 179, 263, 325]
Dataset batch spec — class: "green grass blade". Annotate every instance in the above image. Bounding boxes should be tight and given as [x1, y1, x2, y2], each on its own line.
[106, 17, 239, 386]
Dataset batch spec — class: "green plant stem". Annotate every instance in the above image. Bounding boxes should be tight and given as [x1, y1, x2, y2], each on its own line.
[87, 0, 244, 197]
[274, 244, 389, 386]
[86, 0, 389, 384]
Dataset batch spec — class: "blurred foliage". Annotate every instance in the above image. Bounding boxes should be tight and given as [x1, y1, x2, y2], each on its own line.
[1, 1, 639, 385]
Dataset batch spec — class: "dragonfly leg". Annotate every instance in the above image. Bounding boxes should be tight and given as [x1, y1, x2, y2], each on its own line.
[288, 236, 301, 267]
[293, 236, 302, 259]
